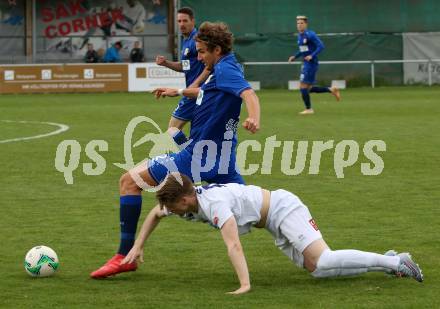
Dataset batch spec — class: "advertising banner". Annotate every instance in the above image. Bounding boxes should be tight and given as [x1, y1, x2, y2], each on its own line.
[36, 0, 169, 61]
[0, 63, 128, 93]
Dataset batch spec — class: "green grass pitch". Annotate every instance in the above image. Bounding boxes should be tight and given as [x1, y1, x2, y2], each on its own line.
[1, 87, 439, 308]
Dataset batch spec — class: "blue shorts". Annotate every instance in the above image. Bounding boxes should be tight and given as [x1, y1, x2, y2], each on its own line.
[171, 97, 196, 122]
[300, 62, 318, 85]
[147, 151, 245, 185]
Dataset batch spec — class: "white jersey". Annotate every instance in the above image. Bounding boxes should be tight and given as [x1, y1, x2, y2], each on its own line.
[194, 183, 263, 235]
[164, 183, 304, 236]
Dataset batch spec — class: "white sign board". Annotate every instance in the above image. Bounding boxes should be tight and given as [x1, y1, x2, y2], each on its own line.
[128, 63, 186, 92]
[403, 32, 440, 85]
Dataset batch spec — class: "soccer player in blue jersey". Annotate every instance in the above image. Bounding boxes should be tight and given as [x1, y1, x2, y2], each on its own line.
[90, 21, 260, 278]
[288, 15, 341, 115]
[155, 7, 210, 129]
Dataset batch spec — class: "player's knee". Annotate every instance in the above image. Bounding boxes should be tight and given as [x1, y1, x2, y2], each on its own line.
[119, 172, 138, 192]
[300, 88, 309, 94]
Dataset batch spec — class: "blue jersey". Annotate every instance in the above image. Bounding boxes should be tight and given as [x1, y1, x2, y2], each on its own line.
[187, 53, 250, 165]
[147, 53, 249, 184]
[294, 30, 324, 64]
[181, 28, 205, 87]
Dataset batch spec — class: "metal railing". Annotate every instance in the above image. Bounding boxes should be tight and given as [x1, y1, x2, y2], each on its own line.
[243, 59, 440, 87]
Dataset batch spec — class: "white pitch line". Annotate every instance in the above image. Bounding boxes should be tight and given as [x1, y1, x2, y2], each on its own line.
[0, 120, 70, 144]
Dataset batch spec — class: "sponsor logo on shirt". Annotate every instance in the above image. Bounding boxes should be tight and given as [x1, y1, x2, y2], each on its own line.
[309, 218, 319, 231]
[182, 60, 190, 71]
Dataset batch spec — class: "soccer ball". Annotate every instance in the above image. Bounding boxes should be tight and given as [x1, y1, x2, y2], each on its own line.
[24, 246, 59, 277]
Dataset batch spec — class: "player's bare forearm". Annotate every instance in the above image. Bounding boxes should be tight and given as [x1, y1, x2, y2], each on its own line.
[163, 60, 183, 72]
[152, 87, 199, 99]
[241, 89, 261, 134]
[188, 67, 211, 88]
[134, 205, 165, 248]
[181, 87, 200, 98]
[221, 217, 251, 294]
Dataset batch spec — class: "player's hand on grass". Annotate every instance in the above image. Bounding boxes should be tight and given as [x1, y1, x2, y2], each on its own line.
[242, 117, 259, 134]
[288, 56, 295, 62]
[121, 246, 144, 265]
[304, 55, 312, 62]
[227, 284, 251, 295]
[156, 55, 167, 66]
[152, 88, 178, 99]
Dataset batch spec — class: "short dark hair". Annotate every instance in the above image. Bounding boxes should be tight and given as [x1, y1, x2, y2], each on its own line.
[156, 173, 194, 209]
[177, 7, 194, 19]
[114, 41, 122, 48]
[195, 22, 233, 55]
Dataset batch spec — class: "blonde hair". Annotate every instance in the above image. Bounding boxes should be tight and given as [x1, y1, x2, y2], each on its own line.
[296, 15, 308, 22]
[156, 173, 194, 209]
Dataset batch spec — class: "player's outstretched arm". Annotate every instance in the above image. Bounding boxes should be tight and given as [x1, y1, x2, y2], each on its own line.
[156, 55, 183, 72]
[121, 205, 167, 265]
[152, 87, 200, 99]
[220, 216, 251, 295]
[241, 89, 261, 134]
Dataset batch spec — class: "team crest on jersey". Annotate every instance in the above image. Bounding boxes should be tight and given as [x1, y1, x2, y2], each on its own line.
[213, 216, 219, 226]
[309, 218, 319, 231]
[303, 38, 307, 44]
[184, 48, 189, 56]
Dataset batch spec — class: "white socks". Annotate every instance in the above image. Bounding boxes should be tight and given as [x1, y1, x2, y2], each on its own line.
[311, 249, 400, 278]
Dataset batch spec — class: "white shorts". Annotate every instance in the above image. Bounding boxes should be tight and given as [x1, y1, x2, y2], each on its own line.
[276, 205, 323, 268]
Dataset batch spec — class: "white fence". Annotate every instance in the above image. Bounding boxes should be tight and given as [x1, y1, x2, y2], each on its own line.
[243, 59, 440, 88]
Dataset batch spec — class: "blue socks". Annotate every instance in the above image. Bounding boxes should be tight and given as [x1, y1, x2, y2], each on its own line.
[300, 86, 331, 109]
[310, 86, 331, 93]
[300, 88, 311, 109]
[118, 195, 142, 255]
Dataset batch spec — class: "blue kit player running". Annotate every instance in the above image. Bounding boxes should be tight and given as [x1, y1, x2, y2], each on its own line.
[288, 15, 341, 115]
[155, 7, 210, 129]
[91, 21, 260, 279]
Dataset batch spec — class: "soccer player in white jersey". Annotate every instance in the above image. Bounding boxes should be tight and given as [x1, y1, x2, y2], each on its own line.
[119, 173, 424, 294]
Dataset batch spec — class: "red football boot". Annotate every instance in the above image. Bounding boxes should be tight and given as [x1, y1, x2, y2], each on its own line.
[90, 254, 137, 279]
